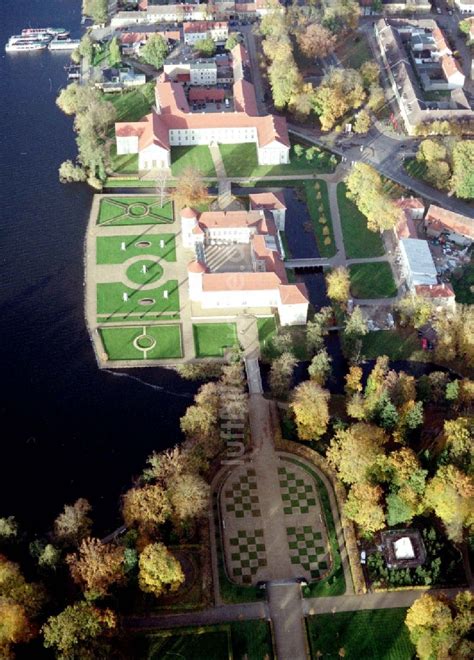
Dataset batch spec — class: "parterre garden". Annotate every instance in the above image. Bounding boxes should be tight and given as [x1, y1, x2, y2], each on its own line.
[97, 197, 174, 226]
[99, 325, 182, 360]
[193, 323, 239, 357]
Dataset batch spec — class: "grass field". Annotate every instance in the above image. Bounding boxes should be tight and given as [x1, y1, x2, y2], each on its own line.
[307, 608, 415, 659]
[193, 323, 238, 358]
[336, 36, 372, 68]
[100, 325, 182, 360]
[96, 234, 176, 264]
[108, 82, 156, 123]
[361, 329, 423, 361]
[219, 143, 336, 178]
[97, 280, 180, 317]
[304, 180, 336, 258]
[404, 158, 428, 182]
[171, 145, 217, 177]
[98, 197, 174, 226]
[349, 262, 397, 299]
[126, 260, 164, 286]
[230, 620, 274, 660]
[109, 143, 139, 175]
[145, 627, 231, 660]
[337, 183, 385, 258]
[257, 317, 277, 352]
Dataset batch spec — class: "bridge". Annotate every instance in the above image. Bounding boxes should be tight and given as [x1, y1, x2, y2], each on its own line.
[284, 257, 333, 269]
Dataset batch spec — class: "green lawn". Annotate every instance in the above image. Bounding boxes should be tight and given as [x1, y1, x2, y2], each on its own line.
[108, 82, 156, 122]
[171, 145, 217, 177]
[307, 608, 415, 660]
[285, 458, 346, 598]
[257, 317, 277, 352]
[109, 143, 139, 175]
[193, 323, 239, 358]
[404, 158, 428, 182]
[96, 234, 176, 264]
[126, 260, 164, 286]
[219, 142, 336, 178]
[100, 325, 182, 360]
[144, 627, 231, 660]
[337, 183, 385, 258]
[304, 180, 336, 258]
[361, 330, 423, 361]
[452, 262, 474, 304]
[336, 36, 372, 68]
[98, 197, 174, 226]
[230, 620, 274, 660]
[349, 262, 397, 299]
[97, 280, 180, 317]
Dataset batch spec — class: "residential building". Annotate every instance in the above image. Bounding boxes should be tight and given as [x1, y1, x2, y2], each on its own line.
[424, 205, 474, 246]
[375, 19, 473, 133]
[414, 283, 456, 308]
[115, 44, 290, 170]
[454, 0, 474, 13]
[95, 67, 146, 92]
[181, 206, 309, 325]
[249, 192, 286, 231]
[118, 29, 180, 55]
[183, 21, 228, 45]
[394, 197, 425, 239]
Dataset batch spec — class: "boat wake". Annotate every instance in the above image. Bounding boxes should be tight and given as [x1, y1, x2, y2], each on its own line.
[103, 369, 193, 399]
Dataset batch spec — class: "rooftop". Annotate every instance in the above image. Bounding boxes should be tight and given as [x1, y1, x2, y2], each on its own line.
[425, 204, 474, 240]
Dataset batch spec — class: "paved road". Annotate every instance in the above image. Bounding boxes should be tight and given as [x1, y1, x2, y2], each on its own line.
[268, 582, 307, 660]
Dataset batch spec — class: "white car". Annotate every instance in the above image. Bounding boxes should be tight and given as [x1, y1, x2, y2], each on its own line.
[360, 551, 367, 565]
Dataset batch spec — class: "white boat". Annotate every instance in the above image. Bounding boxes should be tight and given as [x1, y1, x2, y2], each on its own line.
[22, 27, 69, 36]
[49, 38, 80, 51]
[5, 39, 48, 52]
[11, 32, 52, 42]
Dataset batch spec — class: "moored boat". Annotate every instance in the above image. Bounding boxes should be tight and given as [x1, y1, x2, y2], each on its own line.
[22, 27, 69, 37]
[49, 38, 80, 51]
[5, 39, 48, 52]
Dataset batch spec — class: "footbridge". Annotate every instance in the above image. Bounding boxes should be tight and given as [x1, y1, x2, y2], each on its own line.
[284, 257, 334, 269]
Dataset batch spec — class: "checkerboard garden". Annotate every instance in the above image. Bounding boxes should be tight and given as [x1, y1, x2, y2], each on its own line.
[223, 468, 260, 519]
[278, 464, 318, 515]
[228, 529, 267, 583]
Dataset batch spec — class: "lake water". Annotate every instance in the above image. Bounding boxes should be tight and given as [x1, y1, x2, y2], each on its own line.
[0, 0, 196, 534]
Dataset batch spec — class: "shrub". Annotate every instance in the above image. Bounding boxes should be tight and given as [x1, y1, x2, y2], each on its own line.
[324, 237, 332, 246]
[319, 216, 327, 224]
[323, 226, 330, 236]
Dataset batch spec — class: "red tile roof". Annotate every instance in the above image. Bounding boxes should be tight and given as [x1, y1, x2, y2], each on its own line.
[181, 207, 197, 219]
[188, 260, 207, 273]
[202, 271, 282, 292]
[425, 205, 474, 240]
[415, 283, 455, 299]
[183, 21, 227, 34]
[396, 212, 417, 239]
[249, 191, 286, 211]
[189, 87, 224, 102]
[233, 79, 258, 115]
[279, 283, 309, 305]
[394, 197, 424, 211]
[441, 55, 463, 81]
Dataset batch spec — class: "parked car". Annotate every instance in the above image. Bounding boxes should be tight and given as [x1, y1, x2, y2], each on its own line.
[436, 6, 442, 13]
[421, 338, 428, 350]
[360, 551, 367, 565]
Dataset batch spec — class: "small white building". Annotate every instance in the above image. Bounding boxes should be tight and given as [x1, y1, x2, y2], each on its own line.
[454, 0, 474, 13]
[394, 537, 415, 560]
[399, 238, 438, 291]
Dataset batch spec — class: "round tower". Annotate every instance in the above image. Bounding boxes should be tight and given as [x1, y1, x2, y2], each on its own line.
[187, 260, 207, 302]
[181, 207, 198, 249]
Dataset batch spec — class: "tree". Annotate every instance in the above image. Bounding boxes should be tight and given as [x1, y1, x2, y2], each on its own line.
[53, 498, 92, 546]
[308, 349, 332, 386]
[290, 381, 330, 441]
[345, 365, 363, 396]
[353, 109, 371, 134]
[416, 139, 447, 163]
[0, 555, 45, 619]
[359, 61, 379, 87]
[0, 518, 18, 541]
[269, 352, 298, 400]
[168, 474, 210, 521]
[194, 37, 216, 57]
[171, 167, 208, 208]
[314, 68, 366, 131]
[425, 464, 474, 541]
[345, 163, 402, 232]
[326, 267, 350, 305]
[0, 600, 34, 659]
[108, 36, 121, 68]
[405, 592, 474, 660]
[138, 543, 184, 597]
[344, 306, 368, 338]
[42, 601, 116, 660]
[450, 141, 474, 199]
[396, 294, 433, 329]
[367, 85, 385, 112]
[344, 483, 385, 534]
[296, 23, 336, 59]
[326, 423, 388, 484]
[78, 34, 94, 63]
[271, 330, 294, 356]
[434, 306, 474, 368]
[122, 483, 171, 535]
[443, 417, 473, 466]
[306, 307, 332, 354]
[66, 538, 126, 600]
[225, 33, 241, 51]
[141, 34, 168, 70]
[59, 160, 87, 183]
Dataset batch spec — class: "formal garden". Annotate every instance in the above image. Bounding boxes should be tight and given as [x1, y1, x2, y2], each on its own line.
[97, 280, 180, 321]
[96, 234, 176, 265]
[97, 197, 174, 226]
[99, 325, 183, 360]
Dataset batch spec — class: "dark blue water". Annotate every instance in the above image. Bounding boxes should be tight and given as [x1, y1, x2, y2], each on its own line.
[0, 0, 196, 534]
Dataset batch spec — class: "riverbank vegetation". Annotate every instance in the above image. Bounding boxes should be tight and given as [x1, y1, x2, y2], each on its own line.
[0, 355, 249, 658]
